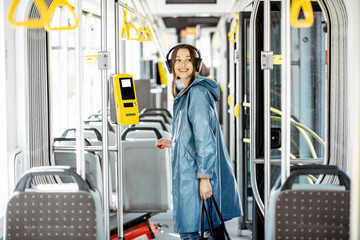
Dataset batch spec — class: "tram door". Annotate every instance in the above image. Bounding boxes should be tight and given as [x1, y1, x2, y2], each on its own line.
[238, 2, 328, 239]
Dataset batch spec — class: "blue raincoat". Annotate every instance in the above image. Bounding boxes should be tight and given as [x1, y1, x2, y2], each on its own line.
[171, 76, 243, 233]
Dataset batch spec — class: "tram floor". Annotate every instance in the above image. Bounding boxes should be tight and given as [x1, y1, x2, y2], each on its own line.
[150, 210, 252, 240]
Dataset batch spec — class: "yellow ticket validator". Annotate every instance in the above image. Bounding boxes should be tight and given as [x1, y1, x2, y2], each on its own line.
[111, 73, 139, 125]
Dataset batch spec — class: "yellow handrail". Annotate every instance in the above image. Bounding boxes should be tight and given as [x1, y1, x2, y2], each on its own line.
[228, 13, 239, 43]
[8, 0, 79, 31]
[290, 0, 314, 28]
[143, 23, 154, 41]
[121, 4, 130, 39]
[228, 95, 234, 106]
[234, 104, 240, 118]
[128, 8, 140, 40]
[8, 0, 47, 28]
[137, 13, 147, 42]
[137, 14, 153, 42]
[45, 0, 79, 31]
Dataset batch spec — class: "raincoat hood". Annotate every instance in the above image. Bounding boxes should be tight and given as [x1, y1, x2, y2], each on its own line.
[175, 76, 220, 102]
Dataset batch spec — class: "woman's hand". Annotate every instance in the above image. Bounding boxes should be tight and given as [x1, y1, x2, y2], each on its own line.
[156, 138, 172, 150]
[200, 178, 212, 200]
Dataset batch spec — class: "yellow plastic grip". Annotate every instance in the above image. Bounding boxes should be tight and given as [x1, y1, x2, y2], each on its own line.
[45, 0, 79, 31]
[121, 4, 130, 39]
[128, 10, 140, 40]
[228, 13, 239, 43]
[221, 83, 225, 92]
[7, 0, 47, 28]
[8, 0, 79, 31]
[227, 95, 233, 106]
[138, 14, 153, 42]
[234, 104, 240, 118]
[158, 62, 168, 85]
[290, 0, 314, 28]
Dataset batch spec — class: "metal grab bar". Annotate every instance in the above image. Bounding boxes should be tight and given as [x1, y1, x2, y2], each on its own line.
[263, 0, 272, 219]
[281, 0, 291, 184]
[249, 0, 265, 216]
[100, 0, 110, 239]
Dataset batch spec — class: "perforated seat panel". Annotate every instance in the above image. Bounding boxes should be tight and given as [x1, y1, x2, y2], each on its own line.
[5, 191, 97, 240]
[274, 190, 350, 240]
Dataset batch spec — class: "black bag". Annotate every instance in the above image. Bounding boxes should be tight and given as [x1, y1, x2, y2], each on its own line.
[201, 196, 231, 240]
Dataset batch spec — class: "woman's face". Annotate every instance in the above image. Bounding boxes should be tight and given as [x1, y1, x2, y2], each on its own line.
[174, 48, 194, 85]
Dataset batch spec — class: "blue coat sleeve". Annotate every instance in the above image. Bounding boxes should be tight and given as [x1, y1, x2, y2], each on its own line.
[188, 86, 217, 178]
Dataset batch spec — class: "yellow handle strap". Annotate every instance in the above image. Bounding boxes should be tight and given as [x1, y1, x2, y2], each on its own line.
[221, 83, 225, 92]
[234, 104, 240, 118]
[144, 17, 153, 41]
[121, 3, 129, 39]
[7, 0, 47, 28]
[137, 13, 149, 42]
[127, 9, 140, 40]
[290, 0, 314, 28]
[227, 95, 233, 106]
[228, 13, 239, 43]
[45, 0, 79, 31]
[144, 24, 153, 41]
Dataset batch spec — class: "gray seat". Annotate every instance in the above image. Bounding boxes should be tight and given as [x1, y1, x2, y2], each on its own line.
[132, 119, 169, 133]
[265, 165, 350, 240]
[4, 166, 104, 240]
[53, 138, 102, 194]
[139, 108, 173, 125]
[121, 127, 172, 212]
[139, 115, 172, 132]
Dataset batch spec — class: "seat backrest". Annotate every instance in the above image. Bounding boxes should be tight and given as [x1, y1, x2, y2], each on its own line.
[266, 165, 351, 240]
[4, 166, 104, 240]
[5, 191, 97, 240]
[274, 189, 350, 239]
[135, 116, 172, 132]
[121, 128, 171, 212]
[53, 151, 102, 194]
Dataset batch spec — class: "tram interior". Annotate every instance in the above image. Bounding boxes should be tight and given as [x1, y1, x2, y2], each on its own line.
[0, 0, 357, 239]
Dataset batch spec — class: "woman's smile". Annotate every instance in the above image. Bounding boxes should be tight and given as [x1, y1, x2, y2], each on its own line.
[174, 48, 194, 86]
[178, 68, 189, 73]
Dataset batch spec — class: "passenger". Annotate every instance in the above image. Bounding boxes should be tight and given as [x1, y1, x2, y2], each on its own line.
[156, 44, 242, 240]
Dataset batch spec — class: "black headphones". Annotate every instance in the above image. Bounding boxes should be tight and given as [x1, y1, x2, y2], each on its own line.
[165, 44, 202, 73]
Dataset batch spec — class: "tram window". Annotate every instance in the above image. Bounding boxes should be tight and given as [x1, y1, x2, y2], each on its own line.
[49, 12, 102, 137]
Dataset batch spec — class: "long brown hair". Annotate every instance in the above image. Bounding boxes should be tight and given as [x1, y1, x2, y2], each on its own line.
[170, 45, 197, 98]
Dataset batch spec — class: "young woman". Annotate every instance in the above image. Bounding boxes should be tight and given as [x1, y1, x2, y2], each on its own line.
[156, 44, 242, 240]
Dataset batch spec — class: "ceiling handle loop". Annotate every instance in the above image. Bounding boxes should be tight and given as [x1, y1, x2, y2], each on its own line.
[127, 7, 140, 40]
[228, 13, 239, 43]
[121, 3, 130, 39]
[7, 0, 48, 28]
[45, 0, 79, 31]
[290, 0, 314, 28]
[137, 13, 148, 42]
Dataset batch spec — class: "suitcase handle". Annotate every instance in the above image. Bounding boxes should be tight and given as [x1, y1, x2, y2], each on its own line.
[131, 119, 167, 131]
[14, 166, 90, 192]
[140, 108, 172, 118]
[139, 113, 169, 124]
[281, 165, 351, 190]
[121, 127, 162, 140]
[61, 127, 103, 141]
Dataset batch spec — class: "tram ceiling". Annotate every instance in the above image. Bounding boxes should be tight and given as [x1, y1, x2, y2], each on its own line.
[162, 16, 220, 31]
